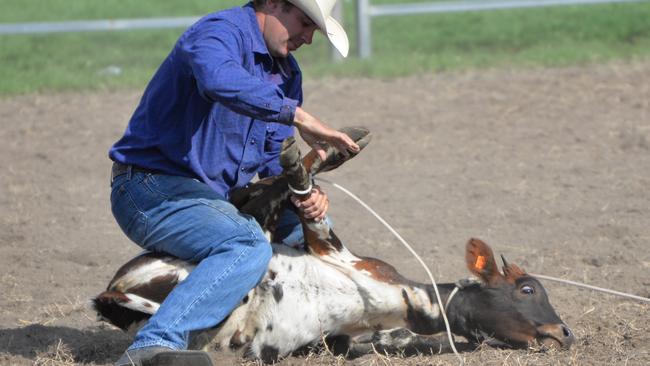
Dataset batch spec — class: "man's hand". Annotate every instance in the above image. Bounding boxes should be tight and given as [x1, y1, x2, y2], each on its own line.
[293, 107, 359, 161]
[290, 185, 329, 222]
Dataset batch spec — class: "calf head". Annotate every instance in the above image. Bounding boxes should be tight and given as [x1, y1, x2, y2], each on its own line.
[459, 238, 574, 350]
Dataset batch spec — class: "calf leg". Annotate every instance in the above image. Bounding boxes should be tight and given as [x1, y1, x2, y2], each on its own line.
[230, 128, 372, 237]
[230, 136, 310, 235]
[349, 328, 472, 357]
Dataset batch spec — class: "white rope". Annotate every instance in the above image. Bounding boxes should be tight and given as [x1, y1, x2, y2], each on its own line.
[288, 182, 313, 196]
[531, 273, 650, 303]
[316, 177, 650, 362]
[445, 286, 460, 311]
[317, 178, 650, 305]
[316, 178, 464, 365]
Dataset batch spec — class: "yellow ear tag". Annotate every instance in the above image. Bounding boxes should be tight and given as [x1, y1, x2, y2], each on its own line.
[475, 255, 487, 270]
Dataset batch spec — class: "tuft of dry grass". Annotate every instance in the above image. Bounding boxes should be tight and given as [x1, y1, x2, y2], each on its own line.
[33, 339, 75, 366]
[18, 297, 86, 326]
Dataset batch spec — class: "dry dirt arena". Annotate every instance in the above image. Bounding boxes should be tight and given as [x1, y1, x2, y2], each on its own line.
[1, 62, 649, 366]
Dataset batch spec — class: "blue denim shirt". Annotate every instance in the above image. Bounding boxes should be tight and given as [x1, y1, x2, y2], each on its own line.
[109, 3, 301, 199]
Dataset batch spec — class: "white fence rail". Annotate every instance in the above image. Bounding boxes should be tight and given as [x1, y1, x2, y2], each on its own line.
[0, 3, 344, 61]
[1, 0, 647, 60]
[0, 17, 200, 35]
[356, 0, 650, 58]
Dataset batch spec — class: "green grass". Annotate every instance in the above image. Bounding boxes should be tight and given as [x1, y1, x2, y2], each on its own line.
[0, 0, 244, 22]
[1, 0, 650, 94]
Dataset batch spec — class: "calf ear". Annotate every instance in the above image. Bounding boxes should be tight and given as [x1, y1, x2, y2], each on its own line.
[465, 238, 503, 285]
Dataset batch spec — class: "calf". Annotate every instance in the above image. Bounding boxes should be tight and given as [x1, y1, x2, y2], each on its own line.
[93, 128, 574, 362]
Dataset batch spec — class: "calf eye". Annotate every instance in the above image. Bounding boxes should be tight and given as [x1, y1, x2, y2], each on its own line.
[520, 285, 535, 295]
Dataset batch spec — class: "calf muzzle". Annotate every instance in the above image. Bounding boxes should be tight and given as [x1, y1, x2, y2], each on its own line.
[536, 323, 575, 350]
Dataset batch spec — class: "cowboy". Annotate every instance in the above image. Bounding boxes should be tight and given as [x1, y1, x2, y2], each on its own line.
[108, 0, 357, 365]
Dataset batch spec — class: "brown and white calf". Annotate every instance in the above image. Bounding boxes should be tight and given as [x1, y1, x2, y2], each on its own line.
[93, 128, 574, 362]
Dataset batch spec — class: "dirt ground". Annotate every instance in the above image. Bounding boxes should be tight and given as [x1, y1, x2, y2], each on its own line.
[1, 62, 649, 366]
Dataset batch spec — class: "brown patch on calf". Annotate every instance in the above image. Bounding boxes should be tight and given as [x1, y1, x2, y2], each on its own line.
[303, 226, 344, 255]
[229, 329, 246, 349]
[354, 257, 408, 284]
[127, 273, 180, 304]
[502, 325, 539, 345]
[501, 255, 527, 283]
[96, 290, 130, 304]
[303, 229, 333, 256]
[302, 150, 319, 174]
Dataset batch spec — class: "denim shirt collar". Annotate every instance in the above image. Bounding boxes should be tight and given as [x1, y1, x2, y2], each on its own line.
[243, 3, 271, 57]
[243, 2, 295, 77]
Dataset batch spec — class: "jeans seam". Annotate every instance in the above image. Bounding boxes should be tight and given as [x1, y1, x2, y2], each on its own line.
[196, 199, 253, 229]
[120, 185, 148, 218]
[142, 174, 173, 199]
[113, 183, 150, 244]
[128, 339, 179, 351]
[159, 233, 256, 343]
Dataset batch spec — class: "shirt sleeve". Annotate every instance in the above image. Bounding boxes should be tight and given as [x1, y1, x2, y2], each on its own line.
[179, 19, 297, 125]
[259, 61, 302, 178]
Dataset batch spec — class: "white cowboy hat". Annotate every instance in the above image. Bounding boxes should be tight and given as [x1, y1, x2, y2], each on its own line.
[288, 0, 349, 57]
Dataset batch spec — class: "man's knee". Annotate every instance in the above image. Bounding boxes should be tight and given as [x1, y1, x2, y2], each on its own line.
[208, 217, 271, 261]
[218, 224, 272, 285]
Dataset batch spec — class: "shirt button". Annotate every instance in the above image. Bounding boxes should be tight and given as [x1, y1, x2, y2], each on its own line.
[250, 139, 256, 145]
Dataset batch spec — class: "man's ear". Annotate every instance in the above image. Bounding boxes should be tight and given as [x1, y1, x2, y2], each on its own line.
[465, 238, 504, 286]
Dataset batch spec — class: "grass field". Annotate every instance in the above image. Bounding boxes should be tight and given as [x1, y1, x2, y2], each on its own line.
[1, 0, 650, 94]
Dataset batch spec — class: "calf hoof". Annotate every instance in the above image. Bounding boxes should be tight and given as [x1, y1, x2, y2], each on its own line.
[142, 350, 214, 366]
[307, 126, 372, 174]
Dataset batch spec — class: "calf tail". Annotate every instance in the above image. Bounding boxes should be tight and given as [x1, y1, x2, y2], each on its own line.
[91, 291, 156, 331]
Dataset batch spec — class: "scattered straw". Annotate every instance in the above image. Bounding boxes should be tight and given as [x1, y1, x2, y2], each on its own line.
[33, 339, 75, 366]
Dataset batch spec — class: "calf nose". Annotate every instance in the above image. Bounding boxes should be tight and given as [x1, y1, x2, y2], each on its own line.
[560, 324, 575, 348]
[537, 323, 576, 350]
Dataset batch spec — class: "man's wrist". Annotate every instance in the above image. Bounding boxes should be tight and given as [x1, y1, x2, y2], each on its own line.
[293, 107, 306, 128]
[294, 107, 320, 132]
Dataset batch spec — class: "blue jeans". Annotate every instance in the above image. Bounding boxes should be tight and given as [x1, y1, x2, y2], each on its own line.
[110, 171, 291, 350]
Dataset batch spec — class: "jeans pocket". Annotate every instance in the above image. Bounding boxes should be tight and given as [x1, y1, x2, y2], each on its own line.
[111, 183, 148, 245]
